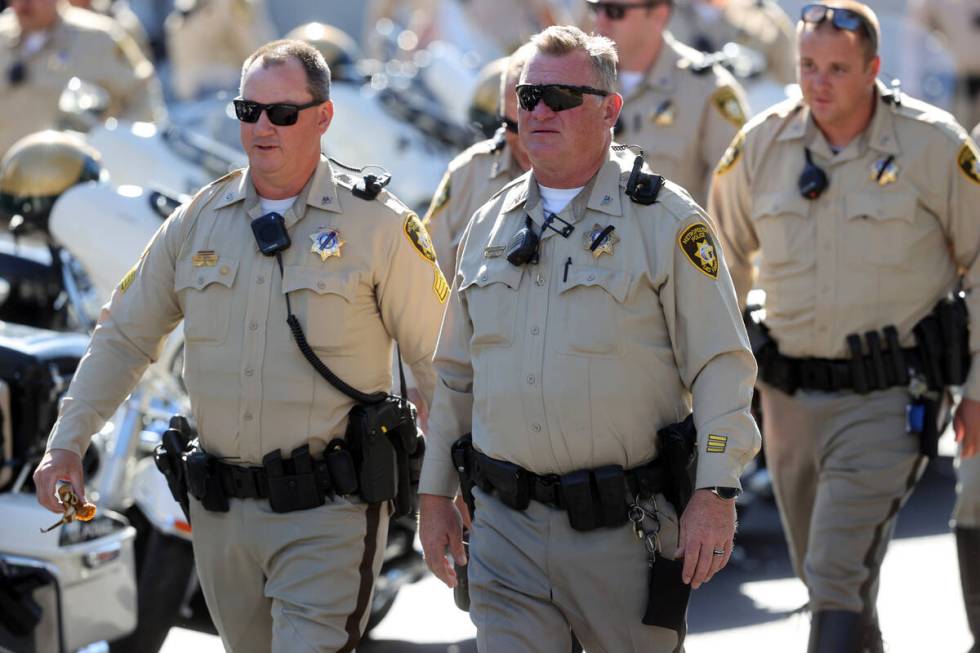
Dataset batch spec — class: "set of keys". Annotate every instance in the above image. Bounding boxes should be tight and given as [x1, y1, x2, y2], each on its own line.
[628, 497, 662, 564]
[41, 480, 97, 533]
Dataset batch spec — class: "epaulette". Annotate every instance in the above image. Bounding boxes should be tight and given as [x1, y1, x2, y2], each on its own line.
[489, 126, 507, 154]
[488, 170, 530, 201]
[678, 56, 714, 76]
[328, 158, 391, 201]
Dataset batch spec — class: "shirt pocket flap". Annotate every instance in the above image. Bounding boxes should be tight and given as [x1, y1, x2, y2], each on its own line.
[459, 261, 525, 292]
[282, 266, 357, 300]
[174, 258, 239, 292]
[559, 265, 631, 304]
[751, 191, 810, 220]
[845, 191, 917, 223]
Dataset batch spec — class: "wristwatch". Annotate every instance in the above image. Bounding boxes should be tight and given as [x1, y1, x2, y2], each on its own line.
[709, 486, 740, 500]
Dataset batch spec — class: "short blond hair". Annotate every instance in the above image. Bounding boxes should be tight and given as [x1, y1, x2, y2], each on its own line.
[798, 1, 880, 62]
[500, 43, 536, 107]
[526, 25, 618, 92]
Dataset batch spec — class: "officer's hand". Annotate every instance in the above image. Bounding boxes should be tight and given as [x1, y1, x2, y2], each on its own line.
[408, 388, 429, 434]
[677, 489, 736, 589]
[954, 398, 980, 459]
[33, 449, 86, 513]
[419, 493, 466, 588]
[454, 494, 472, 530]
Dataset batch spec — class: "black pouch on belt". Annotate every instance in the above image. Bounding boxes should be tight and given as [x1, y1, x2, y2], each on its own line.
[561, 469, 601, 531]
[263, 445, 323, 513]
[346, 400, 400, 504]
[182, 444, 229, 512]
[643, 556, 692, 636]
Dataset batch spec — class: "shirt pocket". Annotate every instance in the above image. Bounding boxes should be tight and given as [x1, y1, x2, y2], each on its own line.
[556, 264, 631, 357]
[459, 262, 524, 348]
[750, 191, 812, 266]
[174, 257, 240, 344]
[843, 191, 919, 267]
[282, 266, 359, 352]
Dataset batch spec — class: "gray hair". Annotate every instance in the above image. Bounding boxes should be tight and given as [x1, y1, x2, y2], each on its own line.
[526, 26, 618, 93]
[500, 43, 537, 108]
[241, 39, 331, 102]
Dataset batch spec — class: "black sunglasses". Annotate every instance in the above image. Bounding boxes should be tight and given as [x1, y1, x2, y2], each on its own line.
[587, 1, 658, 20]
[516, 84, 610, 113]
[800, 4, 877, 51]
[233, 98, 323, 126]
[500, 116, 518, 134]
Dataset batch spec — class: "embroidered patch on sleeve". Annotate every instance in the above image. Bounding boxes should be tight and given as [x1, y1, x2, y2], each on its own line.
[678, 222, 720, 279]
[423, 173, 451, 224]
[404, 212, 438, 264]
[706, 434, 728, 453]
[118, 264, 137, 294]
[433, 268, 450, 304]
[714, 131, 744, 176]
[711, 87, 746, 128]
[957, 140, 980, 185]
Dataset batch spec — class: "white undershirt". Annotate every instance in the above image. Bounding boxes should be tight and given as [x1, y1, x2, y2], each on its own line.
[538, 184, 585, 216]
[259, 195, 298, 215]
[619, 71, 644, 97]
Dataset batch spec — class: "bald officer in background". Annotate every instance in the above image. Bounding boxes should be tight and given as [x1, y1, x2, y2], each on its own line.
[586, 0, 749, 207]
[420, 25, 760, 653]
[424, 43, 533, 278]
[34, 40, 446, 652]
[710, 3, 980, 650]
[0, 0, 164, 158]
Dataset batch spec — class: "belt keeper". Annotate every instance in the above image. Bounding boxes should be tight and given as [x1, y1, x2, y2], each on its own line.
[847, 334, 870, 394]
[883, 326, 909, 387]
[865, 330, 888, 390]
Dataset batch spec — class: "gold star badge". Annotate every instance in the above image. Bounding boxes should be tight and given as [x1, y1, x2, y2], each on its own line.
[651, 99, 674, 126]
[310, 227, 344, 261]
[870, 156, 899, 186]
[584, 223, 619, 258]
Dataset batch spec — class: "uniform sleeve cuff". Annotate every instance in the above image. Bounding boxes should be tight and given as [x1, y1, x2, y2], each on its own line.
[963, 354, 980, 402]
[419, 455, 459, 498]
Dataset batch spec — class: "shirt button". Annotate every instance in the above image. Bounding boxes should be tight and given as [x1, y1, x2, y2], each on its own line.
[244, 412, 253, 421]
[219, 265, 230, 276]
[256, 276, 265, 285]
[249, 321, 259, 331]
[317, 281, 326, 290]
[197, 276, 205, 286]
[535, 275, 545, 286]
[531, 326, 540, 335]
[244, 368, 254, 377]
[527, 375, 535, 385]
[587, 274, 595, 282]
[531, 423, 542, 432]
[481, 274, 488, 282]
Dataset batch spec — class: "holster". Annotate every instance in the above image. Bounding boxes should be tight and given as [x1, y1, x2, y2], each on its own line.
[346, 395, 423, 518]
[152, 415, 195, 522]
[656, 415, 697, 515]
[451, 434, 476, 516]
[181, 441, 229, 513]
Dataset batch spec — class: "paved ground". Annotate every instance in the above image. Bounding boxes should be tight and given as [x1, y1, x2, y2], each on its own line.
[161, 449, 973, 653]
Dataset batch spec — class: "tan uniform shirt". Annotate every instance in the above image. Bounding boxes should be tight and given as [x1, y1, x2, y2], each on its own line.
[47, 156, 448, 462]
[911, 0, 980, 77]
[616, 33, 749, 207]
[164, 0, 275, 100]
[0, 5, 163, 158]
[709, 82, 980, 398]
[423, 132, 524, 277]
[419, 146, 761, 497]
[669, 0, 796, 86]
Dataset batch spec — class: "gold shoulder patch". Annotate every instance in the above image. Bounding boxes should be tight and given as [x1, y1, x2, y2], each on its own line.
[423, 172, 451, 224]
[118, 264, 137, 294]
[678, 222, 719, 279]
[711, 86, 746, 128]
[714, 131, 744, 176]
[957, 140, 980, 186]
[404, 212, 437, 264]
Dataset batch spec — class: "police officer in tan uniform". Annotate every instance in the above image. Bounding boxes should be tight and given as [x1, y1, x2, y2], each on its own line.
[0, 0, 164, 158]
[424, 44, 533, 278]
[66, 0, 151, 58]
[419, 25, 760, 652]
[587, 0, 749, 207]
[165, 0, 275, 100]
[911, 0, 980, 133]
[709, 3, 980, 649]
[33, 40, 447, 652]
[669, 0, 797, 86]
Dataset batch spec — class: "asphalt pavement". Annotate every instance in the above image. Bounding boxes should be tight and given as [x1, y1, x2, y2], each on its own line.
[162, 447, 973, 653]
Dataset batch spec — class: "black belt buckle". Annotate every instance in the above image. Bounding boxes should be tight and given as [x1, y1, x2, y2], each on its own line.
[533, 474, 562, 508]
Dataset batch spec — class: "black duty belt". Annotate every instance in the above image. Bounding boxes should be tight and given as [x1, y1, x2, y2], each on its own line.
[760, 341, 921, 395]
[467, 449, 668, 531]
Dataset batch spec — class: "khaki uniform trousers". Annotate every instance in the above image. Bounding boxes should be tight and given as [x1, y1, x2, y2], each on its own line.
[468, 487, 682, 653]
[954, 452, 980, 530]
[188, 495, 388, 653]
[759, 384, 927, 617]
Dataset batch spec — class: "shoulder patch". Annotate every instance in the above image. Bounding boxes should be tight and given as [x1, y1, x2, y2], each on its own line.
[423, 172, 451, 225]
[714, 131, 744, 176]
[957, 140, 980, 186]
[118, 264, 137, 294]
[678, 222, 719, 279]
[404, 212, 437, 264]
[711, 87, 746, 128]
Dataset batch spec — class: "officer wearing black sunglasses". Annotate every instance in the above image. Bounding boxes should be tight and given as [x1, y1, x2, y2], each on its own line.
[709, 2, 980, 651]
[36, 39, 446, 653]
[420, 25, 759, 653]
[586, 0, 750, 207]
[424, 44, 534, 279]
